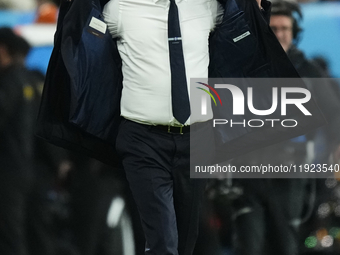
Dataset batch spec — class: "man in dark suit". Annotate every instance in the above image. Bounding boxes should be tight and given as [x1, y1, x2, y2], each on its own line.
[36, 0, 326, 254]
[100, 1, 276, 254]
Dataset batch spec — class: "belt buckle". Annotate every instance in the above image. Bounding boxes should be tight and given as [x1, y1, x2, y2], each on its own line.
[167, 125, 184, 135]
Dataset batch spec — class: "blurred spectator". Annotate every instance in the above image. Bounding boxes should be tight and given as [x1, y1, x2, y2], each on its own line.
[270, 0, 326, 79]
[230, 1, 340, 255]
[0, 27, 66, 255]
[0, 26, 36, 255]
[271, 0, 340, 165]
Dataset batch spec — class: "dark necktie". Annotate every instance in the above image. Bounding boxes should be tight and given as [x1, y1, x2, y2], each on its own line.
[168, 0, 190, 125]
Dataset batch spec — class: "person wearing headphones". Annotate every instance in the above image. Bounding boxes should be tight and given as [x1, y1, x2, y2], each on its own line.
[270, 0, 340, 163]
[231, 2, 340, 255]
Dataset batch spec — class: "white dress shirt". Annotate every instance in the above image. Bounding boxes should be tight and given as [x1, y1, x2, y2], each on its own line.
[103, 0, 223, 126]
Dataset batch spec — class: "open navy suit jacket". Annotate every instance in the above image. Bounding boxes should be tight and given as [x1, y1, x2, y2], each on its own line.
[36, 0, 325, 167]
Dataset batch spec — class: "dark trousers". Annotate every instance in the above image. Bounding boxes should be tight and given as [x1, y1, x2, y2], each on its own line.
[116, 119, 213, 255]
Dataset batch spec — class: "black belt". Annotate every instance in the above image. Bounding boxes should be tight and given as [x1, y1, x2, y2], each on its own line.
[152, 125, 190, 134]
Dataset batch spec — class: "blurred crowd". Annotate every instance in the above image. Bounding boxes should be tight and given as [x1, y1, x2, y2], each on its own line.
[1, 0, 340, 255]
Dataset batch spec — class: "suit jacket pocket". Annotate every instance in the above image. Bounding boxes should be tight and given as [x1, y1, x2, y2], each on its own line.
[209, 0, 270, 78]
[217, 12, 258, 74]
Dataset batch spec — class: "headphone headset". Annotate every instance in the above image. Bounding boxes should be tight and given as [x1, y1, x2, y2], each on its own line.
[271, 0, 303, 43]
